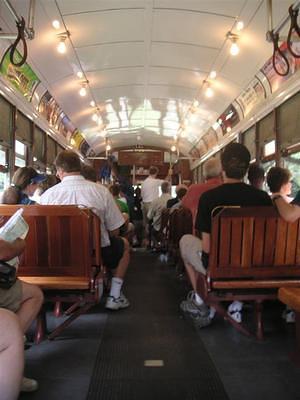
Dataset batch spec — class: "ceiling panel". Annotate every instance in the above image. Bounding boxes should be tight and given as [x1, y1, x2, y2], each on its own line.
[56, 0, 144, 15]
[152, 10, 234, 48]
[149, 67, 204, 89]
[150, 42, 218, 72]
[154, 0, 245, 16]
[64, 10, 145, 48]
[77, 42, 145, 71]
[87, 67, 145, 88]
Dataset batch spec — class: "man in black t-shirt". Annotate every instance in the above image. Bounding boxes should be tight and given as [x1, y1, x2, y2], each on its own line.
[179, 143, 272, 327]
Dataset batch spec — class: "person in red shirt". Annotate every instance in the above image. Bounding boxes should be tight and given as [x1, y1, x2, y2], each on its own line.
[181, 158, 222, 229]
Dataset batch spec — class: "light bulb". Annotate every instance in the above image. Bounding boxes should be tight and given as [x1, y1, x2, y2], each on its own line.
[106, 144, 111, 151]
[230, 41, 240, 56]
[57, 39, 66, 54]
[205, 86, 214, 98]
[193, 99, 199, 108]
[236, 21, 244, 31]
[171, 145, 177, 152]
[90, 100, 96, 107]
[77, 71, 83, 79]
[52, 20, 60, 29]
[209, 70, 217, 79]
[226, 126, 232, 133]
[79, 86, 87, 97]
[92, 113, 98, 122]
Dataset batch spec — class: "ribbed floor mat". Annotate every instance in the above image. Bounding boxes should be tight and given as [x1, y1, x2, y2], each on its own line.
[87, 251, 229, 400]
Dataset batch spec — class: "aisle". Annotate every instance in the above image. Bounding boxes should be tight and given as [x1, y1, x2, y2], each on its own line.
[87, 251, 228, 400]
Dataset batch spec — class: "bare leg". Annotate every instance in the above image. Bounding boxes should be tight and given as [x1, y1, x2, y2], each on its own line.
[113, 237, 130, 279]
[16, 282, 44, 333]
[0, 309, 24, 400]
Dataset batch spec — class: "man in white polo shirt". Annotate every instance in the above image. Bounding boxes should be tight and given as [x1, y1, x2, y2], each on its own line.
[141, 166, 171, 244]
[40, 150, 130, 310]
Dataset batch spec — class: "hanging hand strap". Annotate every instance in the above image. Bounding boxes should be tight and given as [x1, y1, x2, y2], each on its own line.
[287, 5, 300, 58]
[270, 31, 290, 76]
[9, 17, 28, 67]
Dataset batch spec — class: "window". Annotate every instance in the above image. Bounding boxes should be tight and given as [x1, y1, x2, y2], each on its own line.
[242, 125, 256, 160]
[16, 112, 32, 144]
[15, 140, 27, 167]
[258, 112, 275, 158]
[46, 137, 57, 166]
[278, 91, 300, 148]
[0, 147, 9, 192]
[0, 96, 12, 145]
[33, 126, 45, 162]
[283, 152, 300, 197]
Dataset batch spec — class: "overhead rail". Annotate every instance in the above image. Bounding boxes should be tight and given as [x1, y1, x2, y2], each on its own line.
[266, 0, 300, 76]
[0, 0, 35, 67]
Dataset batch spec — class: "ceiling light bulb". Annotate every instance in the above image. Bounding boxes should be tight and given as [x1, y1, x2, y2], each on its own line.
[57, 38, 67, 54]
[193, 99, 199, 108]
[106, 144, 111, 151]
[90, 100, 96, 107]
[92, 113, 98, 122]
[226, 126, 232, 133]
[79, 86, 87, 97]
[77, 71, 83, 79]
[171, 145, 177, 152]
[230, 41, 240, 56]
[205, 86, 214, 98]
[52, 20, 60, 29]
[236, 21, 244, 31]
[209, 70, 217, 79]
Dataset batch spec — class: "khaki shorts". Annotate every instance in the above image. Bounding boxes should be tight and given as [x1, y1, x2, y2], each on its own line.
[0, 279, 22, 312]
[179, 234, 206, 275]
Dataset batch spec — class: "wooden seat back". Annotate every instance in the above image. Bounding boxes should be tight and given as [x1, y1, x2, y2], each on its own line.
[169, 207, 193, 247]
[209, 206, 300, 281]
[0, 205, 102, 280]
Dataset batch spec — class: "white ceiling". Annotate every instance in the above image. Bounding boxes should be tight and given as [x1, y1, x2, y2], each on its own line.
[0, 0, 292, 155]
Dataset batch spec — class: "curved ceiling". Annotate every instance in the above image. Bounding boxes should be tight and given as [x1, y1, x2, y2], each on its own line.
[0, 0, 291, 155]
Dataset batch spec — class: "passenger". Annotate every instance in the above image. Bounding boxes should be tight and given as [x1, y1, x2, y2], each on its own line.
[166, 184, 188, 209]
[33, 174, 59, 202]
[131, 187, 143, 247]
[266, 166, 293, 203]
[81, 164, 97, 183]
[147, 181, 172, 246]
[2, 167, 46, 205]
[181, 158, 222, 227]
[40, 151, 130, 310]
[141, 166, 171, 243]
[273, 192, 300, 222]
[169, 187, 188, 212]
[247, 163, 265, 190]
[109, 184, 135, 242]
[0, 237, 43, 393]
[0, 308, 23, 400]
[179, 143, 272, 327]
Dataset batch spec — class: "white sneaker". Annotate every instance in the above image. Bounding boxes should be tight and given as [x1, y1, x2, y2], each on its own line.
[282, 308, 296, 323]
[105, 293, 130, 310]
[227, 301, 243, 323]
[21, 377, 38, 392]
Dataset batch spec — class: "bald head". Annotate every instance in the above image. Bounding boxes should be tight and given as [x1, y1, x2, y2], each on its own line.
[203, 158, 221, 180]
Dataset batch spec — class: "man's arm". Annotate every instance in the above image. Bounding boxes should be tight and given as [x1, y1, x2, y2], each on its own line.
[0, 238, 25, 261]
[274, 196, 300, 223]
[202, 232, 210, 254]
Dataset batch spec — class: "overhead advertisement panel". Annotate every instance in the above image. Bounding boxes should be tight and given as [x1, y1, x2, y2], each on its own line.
[0, 49, 40, 101]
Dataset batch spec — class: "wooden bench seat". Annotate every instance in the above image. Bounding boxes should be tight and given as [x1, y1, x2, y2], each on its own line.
[0, 204, 102, 343]
[279, 288, 300, 363]
[20, 276, 90, 290]
[196, 206, 300, 340]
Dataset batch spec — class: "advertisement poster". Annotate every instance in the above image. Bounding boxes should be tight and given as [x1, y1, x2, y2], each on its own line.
[236, 77, 266, 118]
[0, 49, 40, 101]
[217, 104, 240, 135]
[70, 129, 84, 149]
[38, 91, 61, 128]
[261, 42, 300, 93]
[57, 112, 75, 141]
